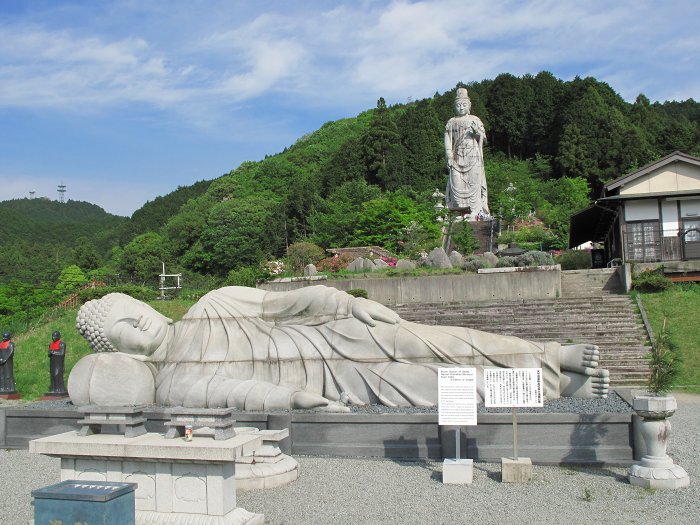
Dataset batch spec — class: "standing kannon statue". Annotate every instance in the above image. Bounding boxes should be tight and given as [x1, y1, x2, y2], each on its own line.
[444, 87, 489, 219]
[0, 332, 17, 394]
[48, 330, 67, 395]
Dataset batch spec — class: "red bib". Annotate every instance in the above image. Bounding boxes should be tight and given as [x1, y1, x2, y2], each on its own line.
[0, 341, 9, 350]
[50, 340, 62, 352]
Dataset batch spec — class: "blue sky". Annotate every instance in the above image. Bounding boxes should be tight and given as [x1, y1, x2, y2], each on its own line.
[1, 0, 698, 217]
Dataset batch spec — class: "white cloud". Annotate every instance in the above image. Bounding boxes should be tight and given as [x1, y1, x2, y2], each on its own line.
[0, 0, 697, 118]
[0, 25, 188, 109]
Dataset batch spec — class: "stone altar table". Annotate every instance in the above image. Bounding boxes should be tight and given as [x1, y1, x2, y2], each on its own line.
[164, 406, 237, 440]
[30, 431, 264, 524]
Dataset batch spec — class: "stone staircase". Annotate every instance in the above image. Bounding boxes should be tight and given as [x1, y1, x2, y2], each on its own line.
[392, 269, 651, 387]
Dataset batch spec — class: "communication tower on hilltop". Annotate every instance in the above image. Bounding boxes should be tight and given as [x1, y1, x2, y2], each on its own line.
[57, 184, 67, 203]
[29, 191, 35, 199]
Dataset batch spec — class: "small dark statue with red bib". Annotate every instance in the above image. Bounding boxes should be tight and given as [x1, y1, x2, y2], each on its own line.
[0, 332, 17, 394]
[48, 330, 67, 394]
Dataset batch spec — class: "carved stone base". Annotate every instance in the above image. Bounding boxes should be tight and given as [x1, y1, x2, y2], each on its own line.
[629, 395, 690, 490]
[137, 508, 264, 524]
[234, 427, 299, 490]
[236, 455, 299, 491]
[629, 458, 690, 490]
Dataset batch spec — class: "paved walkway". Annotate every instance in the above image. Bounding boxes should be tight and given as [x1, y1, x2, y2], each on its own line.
[2, 393, 698, 524]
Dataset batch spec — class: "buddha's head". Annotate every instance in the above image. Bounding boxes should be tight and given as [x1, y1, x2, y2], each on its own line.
[455, 87, 471, 116]
[76, 293, 172, 357]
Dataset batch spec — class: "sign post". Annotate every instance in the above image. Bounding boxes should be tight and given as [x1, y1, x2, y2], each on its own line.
[484, 368, 543, 482]
[438, 368, 477, 484]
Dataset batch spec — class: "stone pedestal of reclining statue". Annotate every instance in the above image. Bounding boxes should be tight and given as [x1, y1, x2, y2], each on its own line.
[68, 285, 609, 410]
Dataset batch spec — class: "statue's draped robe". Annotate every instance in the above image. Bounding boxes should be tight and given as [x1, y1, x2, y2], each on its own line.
[444, 115, 489, 215]
[153, 286, 560, 409]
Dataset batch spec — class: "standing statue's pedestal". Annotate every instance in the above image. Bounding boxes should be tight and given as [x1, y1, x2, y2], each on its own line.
[41, 392, 69, 400]
[0, 392, 20, 400]
[628, 395, 690, 490]
[30, 431, 265, 524]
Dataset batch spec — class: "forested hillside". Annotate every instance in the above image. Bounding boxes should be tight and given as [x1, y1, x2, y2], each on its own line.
[0, 199, 125, 282]
[123, 73, 697, 280]
[1, 72, 699, 330]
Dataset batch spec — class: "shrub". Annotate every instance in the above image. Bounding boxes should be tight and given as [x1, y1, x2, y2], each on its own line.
[77, 285, 157, 303]
[495, 251, 554, 269]
[634, 269, 673, 293]
[463, 255, 489, 273]
[555, 250, 592, 270]
[648, 318, 682, 394]
[497, 256, 519, 268]
[520, 250, 555, 266]
[227, 267, 266, 287]
[286, 242, 325, 274]
[316, 253, 355, 273]
[347, 288, 368, 299]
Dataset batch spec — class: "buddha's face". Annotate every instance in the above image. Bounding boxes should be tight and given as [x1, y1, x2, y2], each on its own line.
[104, 297, 172, 356]
[455, 98, 471, 116]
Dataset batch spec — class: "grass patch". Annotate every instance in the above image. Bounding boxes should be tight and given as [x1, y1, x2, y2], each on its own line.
[639, 284, 700, 391]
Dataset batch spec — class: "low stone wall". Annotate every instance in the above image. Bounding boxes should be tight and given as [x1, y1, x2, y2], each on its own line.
[260, 265, 562, 304]
[2, 403, 633, 465]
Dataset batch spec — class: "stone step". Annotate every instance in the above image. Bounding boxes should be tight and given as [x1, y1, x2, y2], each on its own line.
[394, 306, 636, 319]
[392, 271, 651, 385]
[394, 296, 636, 308]
[407, 317, 647, 330]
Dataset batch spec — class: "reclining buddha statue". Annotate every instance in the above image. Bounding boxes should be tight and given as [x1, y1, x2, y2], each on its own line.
[69, 285, 609, 410]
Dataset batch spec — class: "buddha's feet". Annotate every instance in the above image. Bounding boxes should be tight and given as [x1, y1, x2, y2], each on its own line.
[559, 343, 609, 398]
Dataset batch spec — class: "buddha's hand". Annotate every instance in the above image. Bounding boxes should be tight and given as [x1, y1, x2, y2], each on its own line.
[351, 297, 400, 327]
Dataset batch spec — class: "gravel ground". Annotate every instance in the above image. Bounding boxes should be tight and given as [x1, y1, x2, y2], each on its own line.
[1, 393, 697, 525]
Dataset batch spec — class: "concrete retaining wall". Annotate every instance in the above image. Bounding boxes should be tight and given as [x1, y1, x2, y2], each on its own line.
[1, 404, 633, 465]
[259, 266, 561, 304]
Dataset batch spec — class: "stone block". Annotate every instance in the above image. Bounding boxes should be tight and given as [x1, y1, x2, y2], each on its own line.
[426, 247, 452, 269]
[303, 264, 317, 276]
[374, 259, 390, 269]
[395, 259, 416, 270]
[449, 251, 464, 267]
[363, 258, 377, 271]
[347, 258, 365, 272]
[442, 458, 473, 485]
[483, 251, 498, 267]
[501, 457, 532, 482]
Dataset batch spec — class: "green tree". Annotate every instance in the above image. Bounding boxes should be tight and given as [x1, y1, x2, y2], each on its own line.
[73, 236, 102, 271]
[397, 99, 445, 190]
[487, 73, 531, 158]
[353, 193, 439, 252]
[199, 195, 285, 274]
[525, 71, 564, 158]
[538, 177, 591, 247]
[309, 180, 382, 248]
[119, 232, 171, 283]
[162, 196, 212, 257]
[362, 98, 403, 188]
[286, 242, 326, 273]
[54, 264, 88, 299]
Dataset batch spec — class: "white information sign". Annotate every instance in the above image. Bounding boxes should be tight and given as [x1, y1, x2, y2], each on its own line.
[438, 368, 477, 426]
[484, 368, 543, 408]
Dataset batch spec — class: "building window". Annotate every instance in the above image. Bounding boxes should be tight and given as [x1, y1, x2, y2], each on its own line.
[626, 221, 661, 262]
[682, 219, 700, 260]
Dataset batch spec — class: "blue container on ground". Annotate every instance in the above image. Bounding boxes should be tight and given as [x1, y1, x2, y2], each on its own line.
[32, 480, 136, 525]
